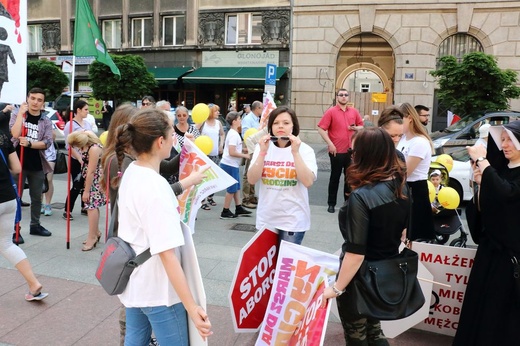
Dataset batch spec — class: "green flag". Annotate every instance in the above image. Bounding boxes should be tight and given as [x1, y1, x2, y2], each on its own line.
[74, 0, 121, 78]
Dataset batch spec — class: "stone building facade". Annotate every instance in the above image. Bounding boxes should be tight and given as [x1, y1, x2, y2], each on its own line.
[291, 1, 520, 141]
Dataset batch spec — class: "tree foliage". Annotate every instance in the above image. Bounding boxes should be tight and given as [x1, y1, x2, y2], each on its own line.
[89, 54, 157, 105]
[430, 52, 520, 115]
[27, 60, 70, 101]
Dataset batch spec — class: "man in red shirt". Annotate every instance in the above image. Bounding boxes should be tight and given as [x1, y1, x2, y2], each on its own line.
[317, 89, 363, 213]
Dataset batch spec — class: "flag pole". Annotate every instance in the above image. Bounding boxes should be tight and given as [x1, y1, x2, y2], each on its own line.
[65, 56, 76, 249]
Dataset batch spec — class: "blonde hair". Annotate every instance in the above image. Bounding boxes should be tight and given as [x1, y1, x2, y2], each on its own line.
[67, 131, 101, 148]
[400, 102, 434, 152]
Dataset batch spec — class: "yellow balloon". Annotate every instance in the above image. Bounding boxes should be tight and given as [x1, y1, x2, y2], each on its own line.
[194, 135, 213, 155]
[437, 187, 460, 210]
[99, 131, 108, 146]
[192, 103, 210, 124]
[427, 180, 436, 203]
[436, 154, 453, 172]
[244, 128, 258, 142]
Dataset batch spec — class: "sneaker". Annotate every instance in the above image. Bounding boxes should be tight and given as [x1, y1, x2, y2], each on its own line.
[62, 212, 74, 221]
[242, 201, 257, 209]
[12, 232, 24, 245]
[235, 205, 253, 216]
[40, 205, 45, 214]
[220, 209, 237, 219]
[44, 204, 53, 216]
[29, 224, 52, 237]
[249, 197, 259, 205]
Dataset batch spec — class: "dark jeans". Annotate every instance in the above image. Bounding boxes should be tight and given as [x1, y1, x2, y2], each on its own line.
[327, 152, 352, 207]
[16, 169, 45, 226]
[64, 158, 84, 213]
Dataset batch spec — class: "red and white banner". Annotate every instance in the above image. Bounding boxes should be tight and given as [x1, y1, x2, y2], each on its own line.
[260, 91, 277, 129]
[178, 139, 237, 232]
[229, 228, 279, 332]
[412, 243, 477, 336]
[255, 241, 339, 346]
[0, 0, 27, 104]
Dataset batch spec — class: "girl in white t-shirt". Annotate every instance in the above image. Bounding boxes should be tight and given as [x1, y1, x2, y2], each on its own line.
[398, 102, 435, 241]
[115, 109, 212, 345]
[247, 106, 317, 245]
[219, 112, 252, 219]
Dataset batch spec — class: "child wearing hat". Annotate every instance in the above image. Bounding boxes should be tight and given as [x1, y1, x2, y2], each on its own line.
[430, 169, 444, 213]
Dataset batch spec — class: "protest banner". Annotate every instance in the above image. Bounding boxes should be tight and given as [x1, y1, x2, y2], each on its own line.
[412, 243, 477, 336]
[179, 221, 208, 346]
[229, 228, 279, 332]
[0, 0, 27, 104]
[177, 139, 237, 231]
[255, 241, 339, 346]
[260, 91, 277, 129]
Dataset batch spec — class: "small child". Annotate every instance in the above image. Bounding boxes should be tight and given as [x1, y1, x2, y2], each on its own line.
[430, 169, 444, 213]
[219, 112, 252, 219]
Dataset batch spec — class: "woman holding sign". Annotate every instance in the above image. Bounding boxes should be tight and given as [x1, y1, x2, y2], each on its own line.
[454, 121, 520, 345]
[322, 128, 409, 345]
[247, 106, 317, 245]
[115, 108, 212, 345]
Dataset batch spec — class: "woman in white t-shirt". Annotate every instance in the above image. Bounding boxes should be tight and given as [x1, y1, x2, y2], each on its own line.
[398, 102, 435, 241]
[115, 109, 212, 345]
[247, 106, 317, 245]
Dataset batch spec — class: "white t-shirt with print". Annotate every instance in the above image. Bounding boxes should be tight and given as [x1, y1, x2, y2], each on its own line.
[251, 141, 318, 232]
[398, 135, 432, 182]
[220, 128, 242, 167]
[117, 162, 185, 308]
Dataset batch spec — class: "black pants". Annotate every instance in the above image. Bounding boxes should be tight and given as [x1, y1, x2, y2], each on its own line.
[64, 158, 84, 213]
[408, 180, 435, 241]
[327, 152, 352, 207]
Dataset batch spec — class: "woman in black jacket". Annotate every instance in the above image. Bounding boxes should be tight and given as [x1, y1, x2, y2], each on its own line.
[322, 128, 409, 345]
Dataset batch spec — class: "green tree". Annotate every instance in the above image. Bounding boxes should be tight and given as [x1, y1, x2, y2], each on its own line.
[89, 54, 157, 105]
[431, 52, 520, 115]
[27, 60, 70, 101]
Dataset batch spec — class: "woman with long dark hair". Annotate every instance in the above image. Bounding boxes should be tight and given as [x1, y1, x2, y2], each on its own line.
[322, 128, 409, 345]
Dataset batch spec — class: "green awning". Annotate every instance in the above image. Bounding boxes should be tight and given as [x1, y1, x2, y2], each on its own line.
[148, 67, 194, 81]
[182, 67, 288, 85]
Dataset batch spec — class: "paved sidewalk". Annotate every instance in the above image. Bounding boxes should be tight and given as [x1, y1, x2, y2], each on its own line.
[0, 154, 454, 345]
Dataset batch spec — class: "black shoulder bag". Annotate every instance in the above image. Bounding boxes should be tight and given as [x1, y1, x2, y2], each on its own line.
[341, 186, 425, 320]
[95, 197, 151, 296]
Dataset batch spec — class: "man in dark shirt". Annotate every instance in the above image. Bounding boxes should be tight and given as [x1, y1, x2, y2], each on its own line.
[9, 87, 53, 243]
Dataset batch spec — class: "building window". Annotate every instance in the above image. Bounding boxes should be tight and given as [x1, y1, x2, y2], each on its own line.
[27, 25, 42, 53]
[163, 16, 185, 46]
[437, 33, 483, 66]
[132, 17, 153, 47]
[225, 13, 262, 45]
[102, 19, 121, 49]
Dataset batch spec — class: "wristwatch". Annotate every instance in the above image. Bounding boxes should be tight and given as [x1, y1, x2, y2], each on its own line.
[476, 157, 486, 166]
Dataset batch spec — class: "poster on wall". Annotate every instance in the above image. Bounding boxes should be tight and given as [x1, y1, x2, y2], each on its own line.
[0, 0, 26, 104]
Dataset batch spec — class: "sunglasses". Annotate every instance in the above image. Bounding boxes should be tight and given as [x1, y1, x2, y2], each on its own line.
[270, 136, 290, 142]
[142, 102, 151, 106]
[337, 93, 349, 97]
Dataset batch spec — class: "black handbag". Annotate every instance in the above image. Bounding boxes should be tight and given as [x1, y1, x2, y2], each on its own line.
[54, 144, 68, 174]
[342, 247, 425, 320]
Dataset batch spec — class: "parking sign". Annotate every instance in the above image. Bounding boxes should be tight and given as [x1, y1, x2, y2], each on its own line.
[265, 64, 277, 94]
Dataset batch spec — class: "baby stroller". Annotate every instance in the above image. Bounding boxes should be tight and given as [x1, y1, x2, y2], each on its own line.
[428, 162, 469, 247]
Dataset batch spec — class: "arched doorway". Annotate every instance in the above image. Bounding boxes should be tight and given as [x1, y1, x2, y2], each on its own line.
[336, 33, 395, 123]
